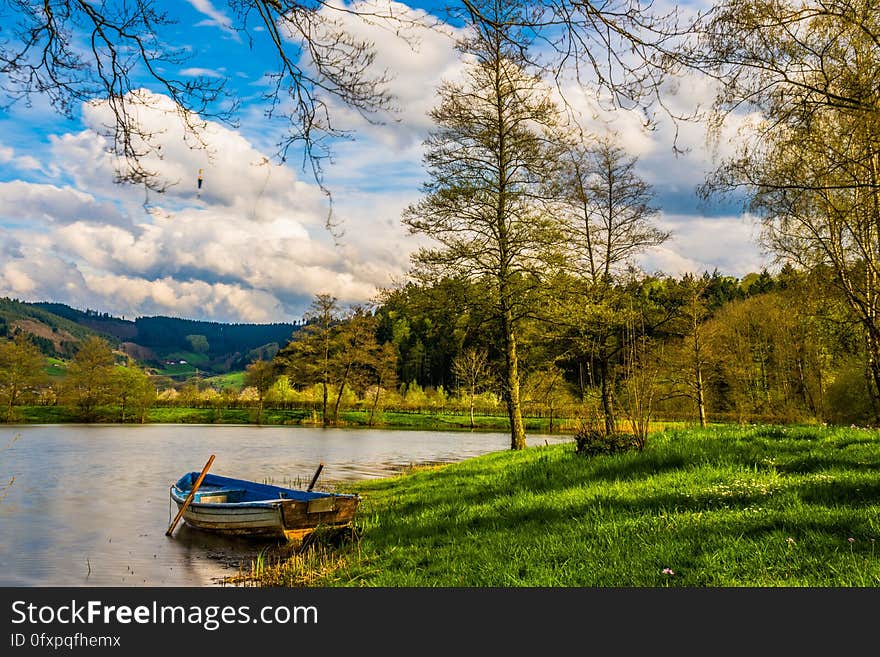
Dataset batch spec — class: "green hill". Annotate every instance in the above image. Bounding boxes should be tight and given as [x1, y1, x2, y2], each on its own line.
[0, 298, 105, 357]
[4, 299, 301, 376]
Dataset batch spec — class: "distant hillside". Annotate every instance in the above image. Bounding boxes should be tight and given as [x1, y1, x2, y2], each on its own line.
[8, 300, 300, 375]
[33, 303, 139, 340]
[133, 315, 297, 357]
[0, 298, 101, 357]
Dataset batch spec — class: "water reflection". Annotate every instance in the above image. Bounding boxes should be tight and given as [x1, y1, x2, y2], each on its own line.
[0, 424, 569, 586]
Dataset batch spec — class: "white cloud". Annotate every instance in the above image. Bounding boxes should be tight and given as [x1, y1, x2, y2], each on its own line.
[0, 181, 129, 227]
[275, 0, 463, 159]
[0, 248, 89, 300]
[82, 274, 285, 324]
[0, 144, 43, 172]
[638, 213, 768, 278]
[0, 91, 412, 322]
[185, 0, 240, 40]
[179, 67, 225, 78]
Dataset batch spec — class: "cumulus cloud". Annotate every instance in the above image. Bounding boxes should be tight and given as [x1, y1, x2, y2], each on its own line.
[0, 91, 411, 322]
[82, 274, 286, 323]
[0, 144, 43, 173]
[310, 1, 463, 145]
[0, 248, 90, 300]
[0, 228, 23, 259]
[0, 181, 129, 228]
[61, 90, 328, 219]
[639, 213, 768, 278]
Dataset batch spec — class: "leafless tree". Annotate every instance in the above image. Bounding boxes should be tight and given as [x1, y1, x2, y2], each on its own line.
[555, 135, 668, 434]
[452, 347, 492, 429]
[403, 0, 565, 450]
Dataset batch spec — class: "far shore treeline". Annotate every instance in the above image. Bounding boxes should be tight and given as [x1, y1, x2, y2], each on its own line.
[0, 263, 874, 436]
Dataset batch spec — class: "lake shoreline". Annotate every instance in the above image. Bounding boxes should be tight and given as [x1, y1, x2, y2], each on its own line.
[6, 405, 590, 434]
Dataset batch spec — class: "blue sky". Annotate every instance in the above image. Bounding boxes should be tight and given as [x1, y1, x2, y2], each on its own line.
[0, 0, 765, 324]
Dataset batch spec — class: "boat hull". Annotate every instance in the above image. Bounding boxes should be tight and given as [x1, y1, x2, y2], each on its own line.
[170, 472, 360, 542]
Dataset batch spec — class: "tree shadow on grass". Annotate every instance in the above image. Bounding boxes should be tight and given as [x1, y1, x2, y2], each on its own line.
[794, 480, 880, 505]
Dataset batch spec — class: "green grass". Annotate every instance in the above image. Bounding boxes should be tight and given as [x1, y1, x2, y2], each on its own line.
[154, 363, 200, 377]
[203, 372, 245, 389]
[258, 424, 880, 587]
[337, 409, 551, 432]
[14, 405, 80, 423]
[338, 410, 691, 434]
[44, 357, 67, 379]
[144, 407, 313, 425]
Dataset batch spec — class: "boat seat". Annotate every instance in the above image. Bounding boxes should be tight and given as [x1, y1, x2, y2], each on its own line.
[194, 488, 247, 502]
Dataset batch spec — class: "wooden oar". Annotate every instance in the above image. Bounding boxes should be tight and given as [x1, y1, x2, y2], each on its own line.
[166, 454, 215, 537]
[307, 462, 324, 492]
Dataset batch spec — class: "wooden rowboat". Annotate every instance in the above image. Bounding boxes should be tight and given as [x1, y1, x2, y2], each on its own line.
[169, 471, 360, 542]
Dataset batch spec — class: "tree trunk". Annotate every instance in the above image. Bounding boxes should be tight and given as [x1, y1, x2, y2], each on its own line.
[502, 306, 526, 450]
[369, 377, 381, 427]
[866, 332, 880, 424]
[692, 327, 707, 428]
[695, 364, 707, 428]
[321, 381, 329, 427]
[469, 389, 476, 429]
[333, 362, 354, 425]
[598, 345, 615, 435]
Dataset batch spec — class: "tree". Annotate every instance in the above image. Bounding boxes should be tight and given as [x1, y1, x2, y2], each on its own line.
[0, 334, 47, 421]
[112, 361, 156, 423]
[243, 358, 277, 423]
[619, 327, 659, 450]
[62, 336, 116, 419]
[328, 305, 379, 425]
[558, 136, 669, 287]
[458, 0, 693, 119]
[451, 347, 493, 429]
[275, 293, 341, 426]
[186, 335, 209, 355]
[664, 274, 715, 427]
[555, 136, 668, 434]
[697, 0, 880, 421]
[521, 363, 572, 433]
[402, 0, 565, 450]
[376, 276, 497, 390]
[365, 342, 398, 428]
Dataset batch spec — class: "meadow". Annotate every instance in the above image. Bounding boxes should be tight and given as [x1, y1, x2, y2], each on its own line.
[233, 424, 880, 587]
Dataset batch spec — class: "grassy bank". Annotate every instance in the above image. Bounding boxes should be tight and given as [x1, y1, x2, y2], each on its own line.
[11, 404, 693, 434]
[234, 424, 880, 587]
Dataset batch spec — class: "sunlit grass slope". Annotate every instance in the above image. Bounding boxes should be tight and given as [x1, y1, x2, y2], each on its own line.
[301, 425, 879, 587]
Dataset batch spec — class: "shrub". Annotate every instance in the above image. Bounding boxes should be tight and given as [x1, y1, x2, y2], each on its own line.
[573, 427, 637, 457]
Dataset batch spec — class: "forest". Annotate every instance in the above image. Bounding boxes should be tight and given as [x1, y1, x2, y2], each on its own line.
[0, 262, 873, 438]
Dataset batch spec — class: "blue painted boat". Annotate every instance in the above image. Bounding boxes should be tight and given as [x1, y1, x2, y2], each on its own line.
[170, 472, 360, 542]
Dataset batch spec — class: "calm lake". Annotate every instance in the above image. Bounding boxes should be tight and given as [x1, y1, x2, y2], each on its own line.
[0, 424, 569, 587]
